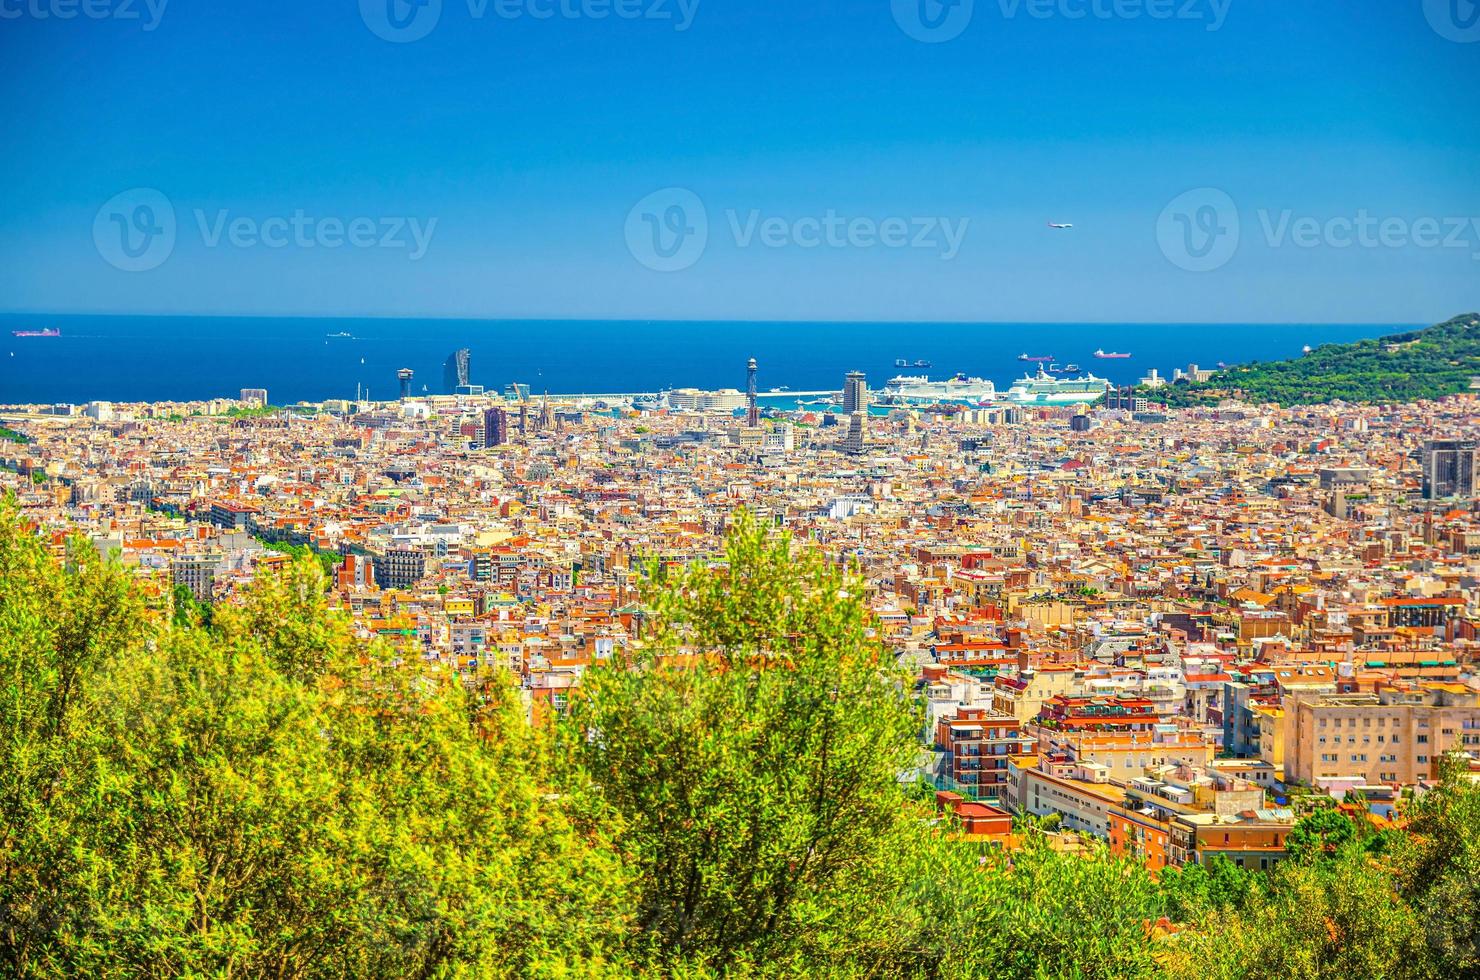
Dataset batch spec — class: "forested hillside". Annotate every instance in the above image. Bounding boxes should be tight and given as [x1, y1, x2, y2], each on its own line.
[1148, 314, 1480, 407]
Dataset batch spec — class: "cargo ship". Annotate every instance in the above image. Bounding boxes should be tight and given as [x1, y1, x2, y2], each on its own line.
[11, 328, 60, 338]
[1001, 368, 1112, 406]
[1018, 352, 1054, 362]
[879, 373, 997, 406]
[1093, 349, 1132, 359]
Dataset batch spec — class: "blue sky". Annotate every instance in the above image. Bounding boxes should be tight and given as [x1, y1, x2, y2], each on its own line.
[0, 0, 1476, 322]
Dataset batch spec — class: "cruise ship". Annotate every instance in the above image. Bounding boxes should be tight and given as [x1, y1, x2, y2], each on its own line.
[879, 373, 997, 405]
[1001, 368, 1112, 406]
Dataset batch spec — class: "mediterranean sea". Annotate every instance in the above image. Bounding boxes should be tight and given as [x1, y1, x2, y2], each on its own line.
[0, 315, 1414, 406]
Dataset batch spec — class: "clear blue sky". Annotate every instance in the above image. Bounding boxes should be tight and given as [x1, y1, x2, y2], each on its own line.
[0, 0, 1476, 322]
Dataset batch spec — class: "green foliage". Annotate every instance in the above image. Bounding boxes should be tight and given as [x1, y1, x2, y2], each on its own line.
[1168, 847, 1434, 980]
[1394, 753, 1480, 975]
[1285, 806, 1357, 862]
[170, 582, 213, 627]
[567, 511, 922, 969]
[839, 831, 1169, 980]
[0, 425, 29, 444]
[1146, 313, 1480, 407]
[1159, 856, 1260, 921]
[0, 500, 631, 978]
[223, 404, 282, 418]
[258, 536, 340, 579]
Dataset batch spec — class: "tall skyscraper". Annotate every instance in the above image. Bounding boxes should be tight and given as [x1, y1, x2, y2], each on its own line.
[746, 357, 759, 427]
[483, 407, 509, 448]
[397, 368, 414, 401]
[843, 411, 866, 454]
[843, 371, 868, 414]
[1422, 439, 1479, 500]
[239, 388, 268, 407]
[444, 348, 471, 393]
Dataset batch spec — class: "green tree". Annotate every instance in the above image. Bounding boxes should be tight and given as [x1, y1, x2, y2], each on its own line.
[1395, 753, 1480, 975]
[0, 501, 632, 978]
[0, 497, 151, 972]
[1160, 855, 1260, 922]
[566, 510, 922, 970]
[1285, 806, 1356, 863]
[1167, 849, 1434, 980]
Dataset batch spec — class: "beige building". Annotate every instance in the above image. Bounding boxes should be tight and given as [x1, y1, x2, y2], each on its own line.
[1252, 704, 1285, 770]
[1286, 684, 1480, 787]
[1034, 729, 1214, 777]
[992, 665, 1082, 723]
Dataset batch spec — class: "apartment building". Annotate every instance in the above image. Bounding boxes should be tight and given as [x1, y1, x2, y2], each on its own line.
[1286, 684, 1480, 787]
[935, 707, 1034, 801]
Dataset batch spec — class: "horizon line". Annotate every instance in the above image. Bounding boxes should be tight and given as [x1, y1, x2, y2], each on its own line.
[0, 310, 1443, 328]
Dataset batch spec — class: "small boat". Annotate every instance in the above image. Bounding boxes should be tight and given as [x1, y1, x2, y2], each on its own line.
[1064, 363, 1081, 372]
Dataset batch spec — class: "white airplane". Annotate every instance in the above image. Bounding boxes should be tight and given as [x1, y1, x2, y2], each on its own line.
[1048, 221, 1073, 229]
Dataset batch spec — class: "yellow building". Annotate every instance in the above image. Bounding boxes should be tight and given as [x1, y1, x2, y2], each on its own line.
[1286, 684, 1480, 787]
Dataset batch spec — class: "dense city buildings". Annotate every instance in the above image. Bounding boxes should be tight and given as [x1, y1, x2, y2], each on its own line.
[2, 374, 1477, 874]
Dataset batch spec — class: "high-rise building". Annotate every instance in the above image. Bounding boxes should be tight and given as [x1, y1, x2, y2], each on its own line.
[843, 411, 866, 454]
[397, 369, 414, 400]
[239, 388, 268, 407]
[172, 554, 221, 603]
[1422, 439, 1478, 500]
[843, 371, 868, 414]
[746, 357, 759, 427]
[444, 348, 471, 393]
[373, 549, 426, 590]
[483, 407, 509, 448]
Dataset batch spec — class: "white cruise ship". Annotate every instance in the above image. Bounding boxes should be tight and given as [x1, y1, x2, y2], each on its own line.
[879, 373, 997, 405]
[1001, 368, 1112, 406]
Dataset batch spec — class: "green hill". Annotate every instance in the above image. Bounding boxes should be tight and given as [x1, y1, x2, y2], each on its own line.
[1145, 313, 1480, 407]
